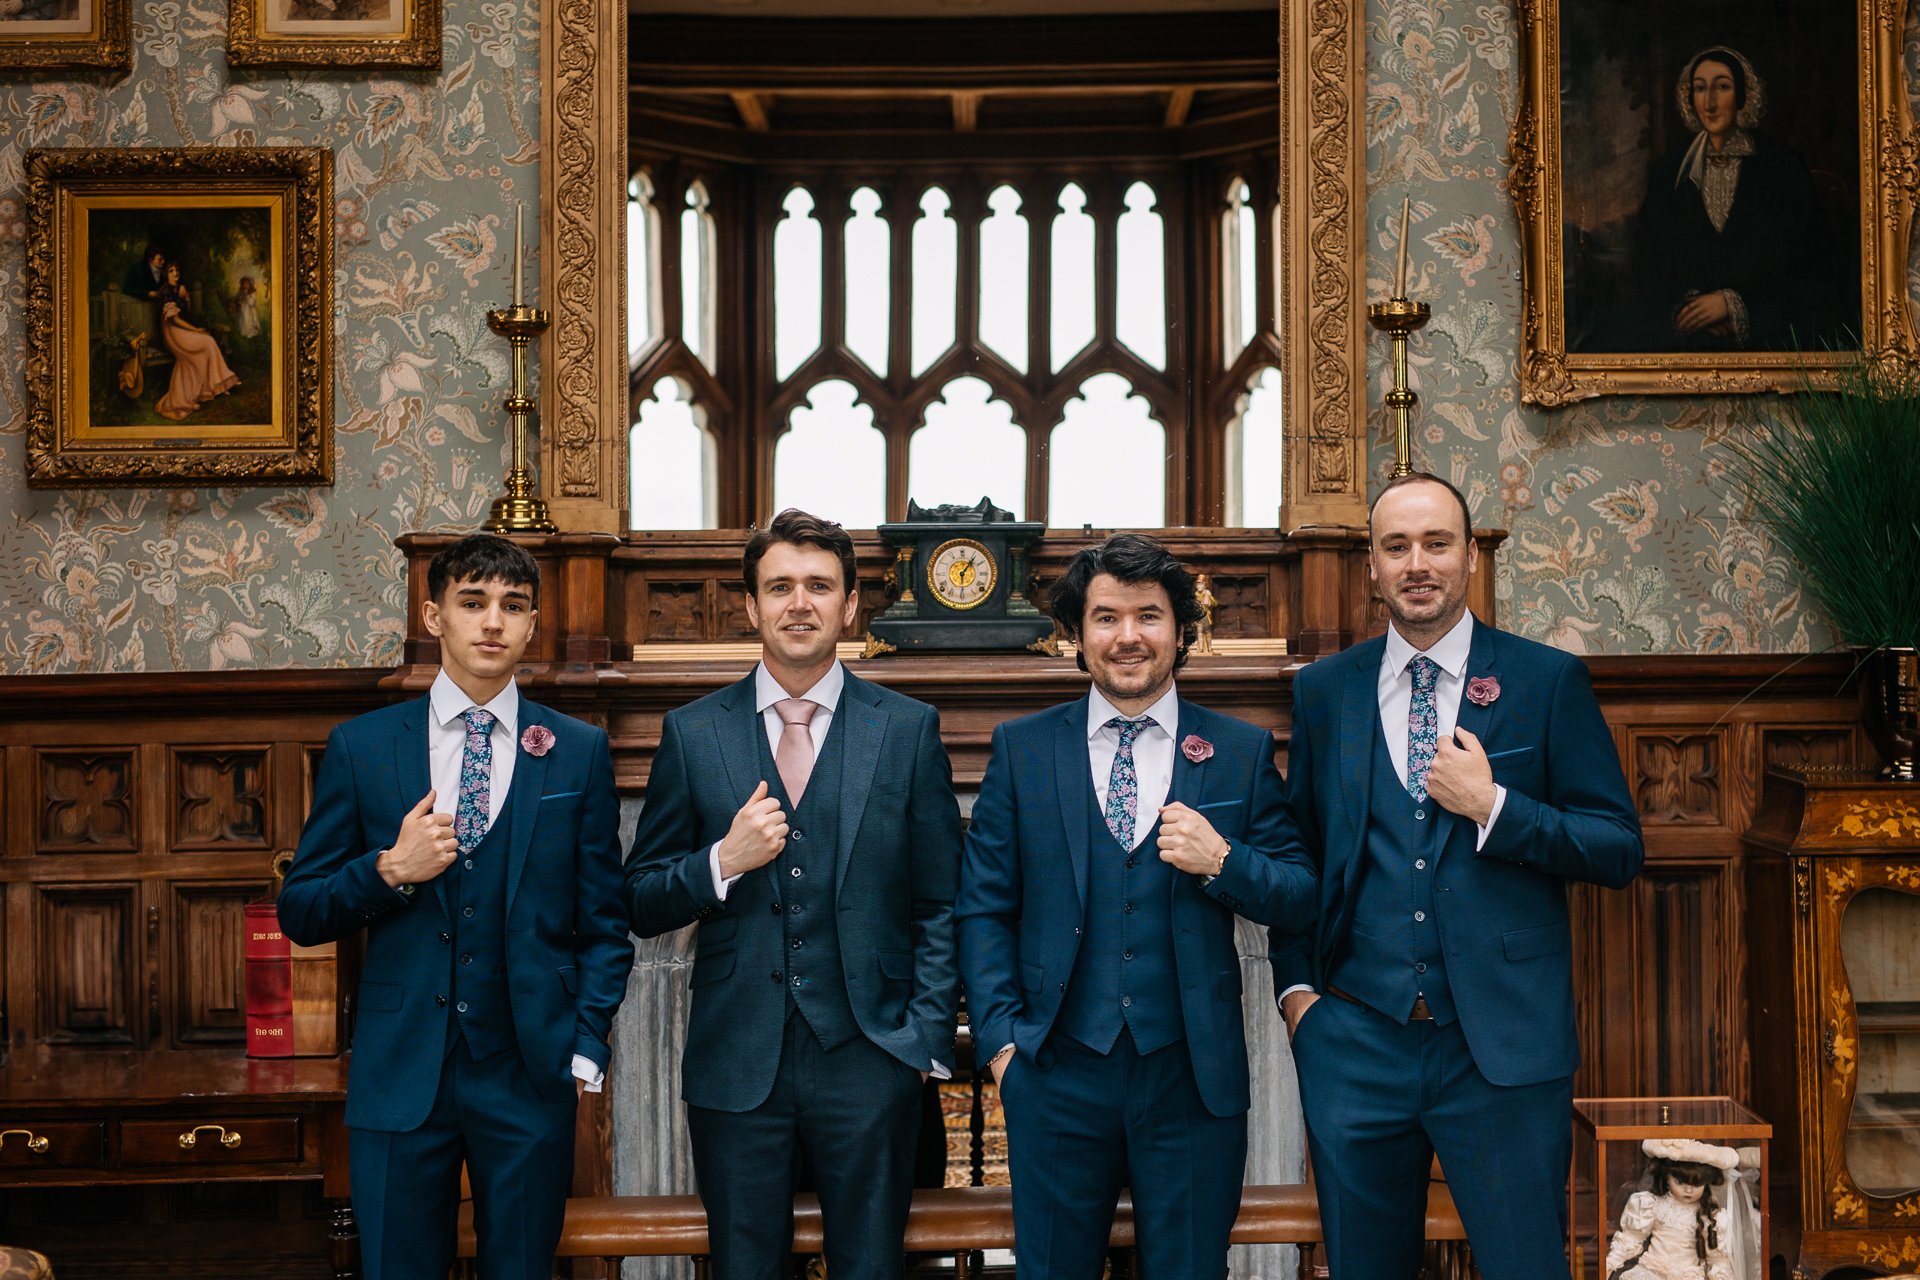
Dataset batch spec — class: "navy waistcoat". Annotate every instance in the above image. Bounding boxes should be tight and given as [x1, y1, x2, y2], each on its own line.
[1056, 773, 1184, 1055]
[444, 802, 515, 1059]
[758, 711, 860, 1052]
[1329, 725, 1457, 1025]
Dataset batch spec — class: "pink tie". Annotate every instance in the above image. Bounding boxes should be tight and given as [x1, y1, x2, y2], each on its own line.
[773, 699, 819, 805]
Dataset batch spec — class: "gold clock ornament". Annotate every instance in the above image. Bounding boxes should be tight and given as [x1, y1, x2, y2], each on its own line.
[926, 538, 996, 610]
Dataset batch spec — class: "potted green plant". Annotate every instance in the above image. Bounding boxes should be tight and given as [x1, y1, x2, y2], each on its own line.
[1730, 355, 1920, 779]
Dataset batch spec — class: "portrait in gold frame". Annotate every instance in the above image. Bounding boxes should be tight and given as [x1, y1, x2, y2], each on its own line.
[0, 0, 128, 72]
[24, 147, 334, 488]
[225, 0, 439, 70]
[1509, 0, 1919, 405]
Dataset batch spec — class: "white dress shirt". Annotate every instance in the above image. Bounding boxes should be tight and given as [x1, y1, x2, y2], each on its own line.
[1280, 611, 1506, 1007]
[1087, 682, 1181, 844]
[426, 670, 603, 1093]
[705, 660, 946, 1078]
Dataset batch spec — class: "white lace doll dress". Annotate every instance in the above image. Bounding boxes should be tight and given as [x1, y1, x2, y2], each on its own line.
[1605, 1191, 1734, 1280]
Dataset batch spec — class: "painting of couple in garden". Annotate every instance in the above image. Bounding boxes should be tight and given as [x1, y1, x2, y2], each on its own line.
[89, 205, 278, 430]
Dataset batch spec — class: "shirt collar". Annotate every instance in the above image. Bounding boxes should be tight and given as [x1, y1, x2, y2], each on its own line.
[1383, 609, 1476, 681]
[1086, 681, 1180, 740]
[429, 668, 520, 736]
[754, 660, 845, 714]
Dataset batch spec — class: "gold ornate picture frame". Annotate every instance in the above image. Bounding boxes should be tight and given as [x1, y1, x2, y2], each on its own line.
[24, 148, 334, 488]
[225, 0, 439, 70]
[1510, 0, 1918, 405]
[0, 0, 130, 73]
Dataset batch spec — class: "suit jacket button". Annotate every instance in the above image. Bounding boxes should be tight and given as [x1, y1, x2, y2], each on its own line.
[790, 867, 803, 878]
[439, 933, 450, 944]
[1058, 983, 1065, 993]
[456, 1002, 468, 1013]
[436, 995, 447, 1007]
[791, 830, 805, 842]
[771, 902, 781, 914]
[772, 971, 783, 983]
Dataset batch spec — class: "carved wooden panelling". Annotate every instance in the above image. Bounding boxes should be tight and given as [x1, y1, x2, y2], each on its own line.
[1639, 870, 1728, 1096]
[171, 748, 271, 849]
[715, 581, 758, 639]
[1208, 575, 1270, 638]
[38, 751, 137, 851]
[172, 882, 266, 1045]
[1633, 732, 1723, 826]
[303, 746, 326, 821]
[39, 884, 136, 1044]
[644, 581, 709, 641]
[1765, 729, 1855, 773]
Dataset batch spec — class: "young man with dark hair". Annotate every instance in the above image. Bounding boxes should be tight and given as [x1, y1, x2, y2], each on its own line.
[279, 533, 630, 1280]
[1273, 472, 1643, 1279]
[625, 508, 963, 1280]
[956, 532, 1317, 1280]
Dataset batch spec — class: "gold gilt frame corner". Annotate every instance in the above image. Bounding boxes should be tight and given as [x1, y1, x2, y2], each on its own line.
[226, 0, 441, 70]
[535, 0, 1367, 535]
[1510, 0, 1920, 406]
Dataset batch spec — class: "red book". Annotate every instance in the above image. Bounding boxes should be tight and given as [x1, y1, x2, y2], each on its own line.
[247, 1015, 295, 1056]
[245, 903, 294, 1057]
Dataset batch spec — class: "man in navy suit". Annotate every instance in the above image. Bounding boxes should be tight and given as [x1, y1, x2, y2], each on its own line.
[1272, 473, 1643, 1279]
[625, 509, 962, 1280]
[957, 533, 1317, 1280]
[280, 534, 630, 1280]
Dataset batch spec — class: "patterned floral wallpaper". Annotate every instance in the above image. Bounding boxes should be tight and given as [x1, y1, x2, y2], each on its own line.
[1365, 0, 1920, 654]
[0, 0, 536, 673]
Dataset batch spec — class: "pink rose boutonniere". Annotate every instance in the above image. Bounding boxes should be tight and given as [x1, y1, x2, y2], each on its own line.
[1465, 676, 1501, 707]
[521, 725, 556, 757]
[1181, 735, 1214, 764]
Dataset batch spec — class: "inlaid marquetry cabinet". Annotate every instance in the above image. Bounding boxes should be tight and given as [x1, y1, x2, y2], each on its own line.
[1745, 767, 1920, 1278]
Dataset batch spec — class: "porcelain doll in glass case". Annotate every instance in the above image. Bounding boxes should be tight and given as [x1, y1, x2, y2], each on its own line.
[1604, 1138, 1742, 1280]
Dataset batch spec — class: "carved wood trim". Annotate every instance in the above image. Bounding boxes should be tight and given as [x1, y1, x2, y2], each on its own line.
[1278, 0, 1367, 531]
[539, 0, 629, 533]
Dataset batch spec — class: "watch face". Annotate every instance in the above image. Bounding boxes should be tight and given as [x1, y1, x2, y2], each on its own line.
[926, 538, 997, 611]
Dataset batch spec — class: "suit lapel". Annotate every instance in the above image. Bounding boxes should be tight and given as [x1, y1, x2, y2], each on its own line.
[1168, 700, 1209, 809]
[707, 674, 761, 808]
[834, 673, 888, 900]
[1054, 699, 1091, 908]
[1337, 645, 1378, 906]
[1436, 619, 1502, 859]
[395, 698, 444, 919]
[504, 694, 550, 915]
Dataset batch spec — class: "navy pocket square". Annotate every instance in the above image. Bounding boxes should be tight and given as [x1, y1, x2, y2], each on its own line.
[540, 790, 585, 802]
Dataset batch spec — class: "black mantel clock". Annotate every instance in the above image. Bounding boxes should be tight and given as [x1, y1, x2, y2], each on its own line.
[867, 498, 1057, 653]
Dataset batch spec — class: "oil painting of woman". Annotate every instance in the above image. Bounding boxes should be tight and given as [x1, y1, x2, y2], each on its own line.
[153, 262, 241, 421]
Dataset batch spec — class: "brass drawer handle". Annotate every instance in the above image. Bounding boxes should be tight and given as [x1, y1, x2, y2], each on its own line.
[178, 1125, 242, 1150]
[0, 1129, 49, 1154]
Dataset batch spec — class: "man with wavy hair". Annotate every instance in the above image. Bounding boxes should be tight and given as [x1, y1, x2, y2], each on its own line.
[958, 532, 1316, 1280]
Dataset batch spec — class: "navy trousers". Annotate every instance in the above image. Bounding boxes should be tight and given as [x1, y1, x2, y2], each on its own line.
[349, 1035, 578, 1280]
[1293, 995, 1573, 1280]
[688, 1010, 925, 1280]
[1002, 1031, 1245, 1280]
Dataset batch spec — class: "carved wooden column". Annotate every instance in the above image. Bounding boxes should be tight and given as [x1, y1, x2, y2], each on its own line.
[538, 0, 629, 535]
[1276, 0, 1368, 534]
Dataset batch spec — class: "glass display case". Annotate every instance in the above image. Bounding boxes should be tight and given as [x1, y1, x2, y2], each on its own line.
[1840, 886, 1920, 1200]
[1570, 1097, 1769, 1280]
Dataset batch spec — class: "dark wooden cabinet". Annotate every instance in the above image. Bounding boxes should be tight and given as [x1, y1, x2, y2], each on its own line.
[1746, 767, 1920, 1278]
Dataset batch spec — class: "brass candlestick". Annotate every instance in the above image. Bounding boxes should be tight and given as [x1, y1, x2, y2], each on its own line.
[1368, 296, 1430, 480]
[482, 304, 557, 534]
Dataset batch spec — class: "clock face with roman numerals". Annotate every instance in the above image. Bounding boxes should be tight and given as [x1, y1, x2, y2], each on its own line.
[926, 538, 997, 611]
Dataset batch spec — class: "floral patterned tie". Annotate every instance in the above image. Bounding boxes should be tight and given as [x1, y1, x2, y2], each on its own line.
[1406, 655, 1439, 803]
[456, 708, 495, 853]
[1103, 716, 1156, 850]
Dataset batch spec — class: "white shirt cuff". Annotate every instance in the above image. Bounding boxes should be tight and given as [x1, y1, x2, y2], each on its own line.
[929, 1060, 951, 1080]
[1474, 784, 1508, 851]
[1277, 984, 1316, 1010]
[708, 842, 744, 901]
[571, 1054, 604, 1093]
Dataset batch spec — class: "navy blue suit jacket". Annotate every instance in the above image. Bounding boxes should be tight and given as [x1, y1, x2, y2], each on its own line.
[279, 695, 631, 1132]
[956, 694, 1317, 1118]
[1269, 618, 1643, 1086]
[624, 669, 963, 1113]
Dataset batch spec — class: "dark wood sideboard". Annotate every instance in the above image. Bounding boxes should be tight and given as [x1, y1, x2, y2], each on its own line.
[0, 527, 1876, 1278]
